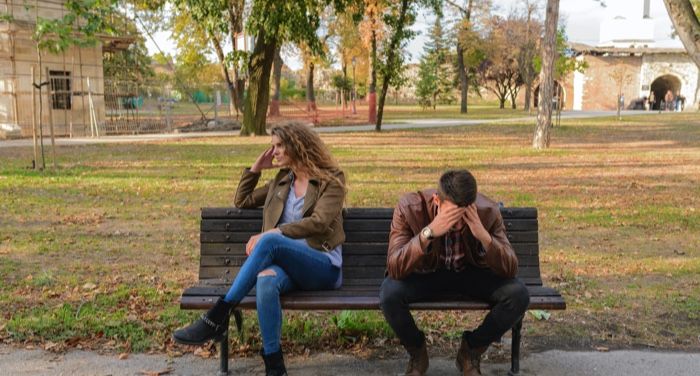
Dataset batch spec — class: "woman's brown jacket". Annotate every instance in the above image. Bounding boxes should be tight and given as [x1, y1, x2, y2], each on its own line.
[234, 168, 346, 252]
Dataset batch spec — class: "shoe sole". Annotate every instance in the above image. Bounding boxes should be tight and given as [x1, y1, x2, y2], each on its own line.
[172, 331, 228, 346]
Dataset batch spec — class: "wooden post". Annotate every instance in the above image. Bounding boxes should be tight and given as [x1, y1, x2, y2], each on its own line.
[46, 67, 57, 169]
[70, 52, 75, 138]
[87, 77, 99, 137]
[31, 66, 39, 170]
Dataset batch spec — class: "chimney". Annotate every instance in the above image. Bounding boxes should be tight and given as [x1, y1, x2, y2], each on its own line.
[643, 0, 651, 19]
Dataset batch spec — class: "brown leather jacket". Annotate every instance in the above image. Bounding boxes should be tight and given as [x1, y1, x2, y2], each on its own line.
[387, 189, 518, 280]
[234, 168, 346, 252]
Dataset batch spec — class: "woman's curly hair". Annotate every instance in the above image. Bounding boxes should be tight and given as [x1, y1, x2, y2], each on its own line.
[270, 122, 344, 189]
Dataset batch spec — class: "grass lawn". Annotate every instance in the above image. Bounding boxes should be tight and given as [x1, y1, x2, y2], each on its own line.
[1, 112, 698, 357]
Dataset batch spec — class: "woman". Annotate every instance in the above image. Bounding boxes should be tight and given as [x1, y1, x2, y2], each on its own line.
[173, 123, 346, 376]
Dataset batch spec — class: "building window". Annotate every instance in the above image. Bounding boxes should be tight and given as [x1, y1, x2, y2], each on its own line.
[49, 71, 72, 110]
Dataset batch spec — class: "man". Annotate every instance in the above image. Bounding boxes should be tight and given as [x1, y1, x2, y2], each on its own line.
[380, 170, 530, 376]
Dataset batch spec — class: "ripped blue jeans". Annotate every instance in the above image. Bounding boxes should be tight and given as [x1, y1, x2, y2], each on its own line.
[223, 233, 340, 355]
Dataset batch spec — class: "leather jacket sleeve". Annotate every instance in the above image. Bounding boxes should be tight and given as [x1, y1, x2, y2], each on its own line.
[233, 168, 269, 208]
[483, 212, 518, 278]
[386, 199, 429, 280]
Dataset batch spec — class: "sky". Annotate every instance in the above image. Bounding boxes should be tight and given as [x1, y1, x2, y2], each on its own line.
[144, 0, 683, 71]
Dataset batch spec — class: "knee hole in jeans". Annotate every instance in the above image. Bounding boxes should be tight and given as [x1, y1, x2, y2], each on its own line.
[257, 268, 277, 278]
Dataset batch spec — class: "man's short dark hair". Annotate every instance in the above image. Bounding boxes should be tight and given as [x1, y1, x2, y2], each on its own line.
[437, 169, 477, 207]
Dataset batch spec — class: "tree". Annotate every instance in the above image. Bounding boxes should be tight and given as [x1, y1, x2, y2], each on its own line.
[480, 16, 522, 109]
[516, 0, 540, 113]
[375, 0, 440, 131]
[27, 0, 119, 168]
[359, 0, 386, 123]
[103, 18, 154, 83]
[241, 0, 352, 136]
[331, 4, 366, 112]
[415, 15, 454, 109]
[662, 0, 700, 107]
[447, 0, 474, 113]
[532, 0, 559, 149]
[269, 47, 283, 116]
[171, 0, 246, 118]
[609, 60, 633, 120]
[416, 54, 438, 109]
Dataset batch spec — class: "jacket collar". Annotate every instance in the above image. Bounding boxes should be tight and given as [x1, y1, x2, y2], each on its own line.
[277, 168, 321, 186]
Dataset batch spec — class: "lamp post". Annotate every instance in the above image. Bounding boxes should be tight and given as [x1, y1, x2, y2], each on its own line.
[351, 57, 357, 115]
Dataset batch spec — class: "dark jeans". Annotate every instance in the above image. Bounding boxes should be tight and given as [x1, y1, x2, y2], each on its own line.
[379, 265, 530, 349]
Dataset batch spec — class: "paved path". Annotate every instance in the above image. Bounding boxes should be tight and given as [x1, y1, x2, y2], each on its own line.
[1, 345, 699, 376]
[0, 110, 659, 149]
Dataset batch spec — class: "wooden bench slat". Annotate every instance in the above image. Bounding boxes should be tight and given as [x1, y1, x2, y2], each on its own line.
[199, 254, 544, 268]
[201, 231, 539, 244]
[201, 207, 538, 220]
[201, 218, 538, 232]
[180, 294, 564, 311]
[199, 242, 540, 257]
[183, 284, 563, 299]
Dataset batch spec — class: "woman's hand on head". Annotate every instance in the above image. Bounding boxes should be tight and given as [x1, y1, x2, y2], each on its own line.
[250, 147, 278, 173]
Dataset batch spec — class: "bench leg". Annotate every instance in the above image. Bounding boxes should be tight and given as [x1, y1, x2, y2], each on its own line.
[218, 330, 229, 376]
[233, 309, 243, 336]
[508, 316, 524, 376]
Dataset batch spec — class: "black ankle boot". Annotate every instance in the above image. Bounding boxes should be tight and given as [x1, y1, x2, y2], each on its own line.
[262, 349, 288, 376]
[172, 298, 233, 345]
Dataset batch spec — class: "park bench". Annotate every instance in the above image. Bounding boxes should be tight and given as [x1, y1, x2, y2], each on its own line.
[179, 206, 566, 376]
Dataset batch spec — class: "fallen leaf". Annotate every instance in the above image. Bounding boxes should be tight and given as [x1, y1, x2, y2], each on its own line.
[44, 341, 58, 351]
[118, 353, 129, 360]
[194, 347, 212, 359]
[530, 310, 551, 321]
[82, 283, 97, 291]
[595, 346, 609, 352]
[138, 369, 173, 376]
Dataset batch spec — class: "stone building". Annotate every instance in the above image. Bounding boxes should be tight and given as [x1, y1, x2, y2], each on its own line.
[0, 0, 131, 139]
[551, 0, 698, 112]
[555, 44, 698, 112]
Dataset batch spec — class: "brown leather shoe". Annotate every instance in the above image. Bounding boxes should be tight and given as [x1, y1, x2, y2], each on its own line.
[404, 342, 429, 376]
[455, 336, 487, 376]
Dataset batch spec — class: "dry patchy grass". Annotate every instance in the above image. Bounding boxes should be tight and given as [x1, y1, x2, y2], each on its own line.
[0, 112, 698, 357]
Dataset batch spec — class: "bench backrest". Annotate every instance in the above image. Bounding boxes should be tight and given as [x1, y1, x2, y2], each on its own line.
[198, 207, 541, 288]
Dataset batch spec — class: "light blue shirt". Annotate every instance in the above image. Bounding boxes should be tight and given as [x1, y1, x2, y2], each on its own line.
[278, 178, 343, 288]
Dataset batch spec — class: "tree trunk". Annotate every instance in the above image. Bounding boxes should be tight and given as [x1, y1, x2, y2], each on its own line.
[210, 32, 237, 117]
[269, 47, 282, 116]
[306, 62, 317, 111]
[228, 0, 245, 114]
[524, 84, 532, 112]
[376, 0, 410, 132]
[533, 0, 559, 149]
[457, 44, 468, 113]
[456, 0, 473, 114]
[341, 63, 348, 110]
[662, 0, 700, 107]
[242, 31, 277, 136]
[368, 30, 377, 123]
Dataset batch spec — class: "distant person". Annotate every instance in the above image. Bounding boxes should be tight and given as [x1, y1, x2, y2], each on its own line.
[173, 122, 346, 376]
[679, 95, 686, 111]
[380, 170, 529, 376]
[648, 92, 655, 111]
[664, 90, 674, 111]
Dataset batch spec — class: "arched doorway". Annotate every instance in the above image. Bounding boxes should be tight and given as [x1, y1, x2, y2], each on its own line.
[649, 74, 682, 110]
[534, 81, 565, 109]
